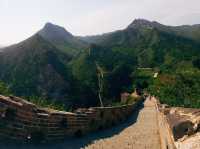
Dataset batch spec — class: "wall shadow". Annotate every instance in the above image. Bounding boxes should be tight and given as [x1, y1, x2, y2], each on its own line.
[0, 103, 144, 149]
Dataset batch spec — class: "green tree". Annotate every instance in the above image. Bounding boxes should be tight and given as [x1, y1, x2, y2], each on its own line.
[0, 81, 12, 96]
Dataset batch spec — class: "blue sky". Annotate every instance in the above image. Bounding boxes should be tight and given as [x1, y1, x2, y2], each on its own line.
[0, 0, 200, 45]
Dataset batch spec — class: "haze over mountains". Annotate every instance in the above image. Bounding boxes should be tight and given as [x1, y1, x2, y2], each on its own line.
[0, 19, 200, 108]
[80, 19, 200, 45]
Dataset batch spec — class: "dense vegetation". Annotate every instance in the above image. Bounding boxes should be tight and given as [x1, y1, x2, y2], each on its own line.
[82, 19, 200, 108]
[0, 80, 67, 111]
[150, 72, 200, 108]
[70, 44, 136, 108]
[133, 68, 200, 108]
[0, 19, 200, 109]
[0, 81, 12, 96]
[0, 35, 74, 101]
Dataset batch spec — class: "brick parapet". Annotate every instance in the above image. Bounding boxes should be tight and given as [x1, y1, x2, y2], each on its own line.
[0, 95, 143, 142]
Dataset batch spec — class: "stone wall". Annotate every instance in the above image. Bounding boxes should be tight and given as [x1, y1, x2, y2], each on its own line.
[163, 107, 200, 149]
[154, 97, 200, 149]
[154, 98, 177, 149]
[0, 95, 143, 143]
[166, 107, 200, 141]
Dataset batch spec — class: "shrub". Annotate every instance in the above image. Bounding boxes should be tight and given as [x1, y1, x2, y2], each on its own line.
[25, 96, 66, 111]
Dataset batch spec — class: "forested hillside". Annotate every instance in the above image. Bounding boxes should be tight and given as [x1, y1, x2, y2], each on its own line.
[0, 19, 200, 109]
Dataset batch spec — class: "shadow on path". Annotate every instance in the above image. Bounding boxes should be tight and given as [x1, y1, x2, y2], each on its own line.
[0, 103, 144, 149]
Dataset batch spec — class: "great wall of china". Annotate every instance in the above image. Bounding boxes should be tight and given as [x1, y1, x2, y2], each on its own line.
[155, 97, 200, 149]
[0, 95, 200, 149]
[0, 95, 143, 143]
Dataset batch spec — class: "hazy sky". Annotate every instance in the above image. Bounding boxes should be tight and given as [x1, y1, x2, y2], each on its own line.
[0, 0, 200, 45]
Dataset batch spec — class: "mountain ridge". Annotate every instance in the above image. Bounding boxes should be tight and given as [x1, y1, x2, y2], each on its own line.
[1, 18, 200, 108]
[38, 22, 88, 56]
[0, 34, 74, 102]
[79, 18, 200, 44]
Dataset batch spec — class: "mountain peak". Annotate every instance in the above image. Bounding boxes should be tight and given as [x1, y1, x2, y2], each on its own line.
[127, 19, 159, 29]
[132, 19, 152, 24]
[38, 22, 73, 41]
[43, 22, 67, 32]
[38, 22, 88, 55]
[44, 22, 56, 27]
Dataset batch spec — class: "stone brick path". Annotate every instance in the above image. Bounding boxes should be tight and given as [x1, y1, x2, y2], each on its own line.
[84, 98, 161, 149]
